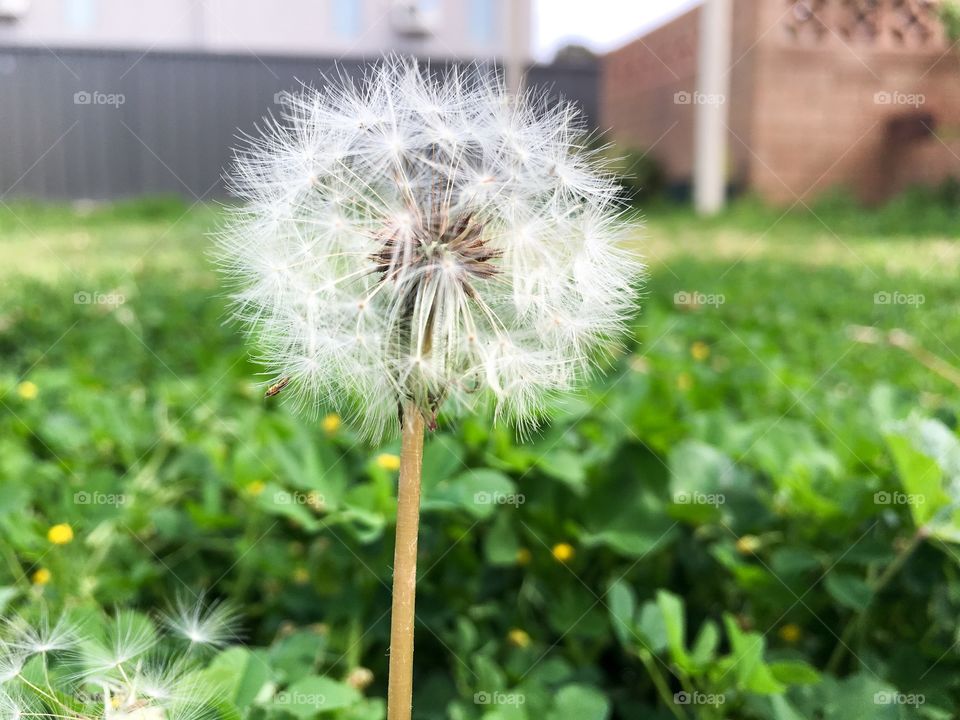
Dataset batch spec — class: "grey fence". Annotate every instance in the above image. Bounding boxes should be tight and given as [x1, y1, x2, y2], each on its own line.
[0, 46, 598, 201]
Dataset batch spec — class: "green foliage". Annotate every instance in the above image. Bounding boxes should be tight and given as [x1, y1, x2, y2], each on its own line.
[941, 0, 960, 43]
[2, 197, 960, 718]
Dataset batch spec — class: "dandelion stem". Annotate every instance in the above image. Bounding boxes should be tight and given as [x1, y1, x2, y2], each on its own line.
[386, 402, 425, 720]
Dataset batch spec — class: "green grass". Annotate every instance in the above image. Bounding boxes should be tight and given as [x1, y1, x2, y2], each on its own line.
[2, 194, 959, 719]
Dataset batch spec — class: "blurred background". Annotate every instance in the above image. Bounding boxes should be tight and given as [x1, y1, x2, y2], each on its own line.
[2, 1, 960, 719]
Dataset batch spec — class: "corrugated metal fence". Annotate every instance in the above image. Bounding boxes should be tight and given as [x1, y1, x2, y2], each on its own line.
[0, 46, 598, 200]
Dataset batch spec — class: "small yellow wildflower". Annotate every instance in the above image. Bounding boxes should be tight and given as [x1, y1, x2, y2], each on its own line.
[690, 341, 711, 362]
[736, 535, 762, 555]
[32, 568, 51, 585]
[516, 547, 532, 566]
[376, 453, 401, 471]
[17, 381, 38, 400]
[676, 372, 693, 391]
[507, 628, 531, 648]
[245, 480, 266, 496]
[293, 567, 310, 584]
[47, 523, 74, 545]
[322, 413, 341, 434]
[552, 542, 575, 563]
[778, 624, 802, 644]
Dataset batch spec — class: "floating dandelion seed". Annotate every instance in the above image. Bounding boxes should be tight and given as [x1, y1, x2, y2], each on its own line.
[7, 610, 80, 657]
[217, 57, 643, 439]
[160, 595, 240, 650]
[0, 687, 38, 720]
[0, 642, 27, 682]
[82, 611, 160, 677]
[217, 58, 643, 720]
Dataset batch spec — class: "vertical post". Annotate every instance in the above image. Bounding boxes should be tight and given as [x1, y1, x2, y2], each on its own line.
[504, 0, 528, 95]
[693, 0, 733, 215]
[193, 0, 207, 48]
[386, 404, 425, 720]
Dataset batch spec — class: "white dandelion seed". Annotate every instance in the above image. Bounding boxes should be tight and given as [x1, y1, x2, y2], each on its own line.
[1, 604, 226, 720]
[159, 596, 239, 651]
[0, 688, 38, 720]
[102, 657, 212, 720]
[217, 57, 643, 439]
[81, 611, 159, 678]
[6, 611, 81, 657]
[0, 642, 27, 683]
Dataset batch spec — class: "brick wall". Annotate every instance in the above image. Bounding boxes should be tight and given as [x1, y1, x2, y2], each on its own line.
[602, 0, 960, 204]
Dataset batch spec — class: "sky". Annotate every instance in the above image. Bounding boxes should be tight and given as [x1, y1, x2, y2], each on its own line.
[533, 0, 700, 61]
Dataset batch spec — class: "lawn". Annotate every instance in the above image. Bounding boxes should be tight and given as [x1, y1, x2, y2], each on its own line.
[1, 193, 958, 719]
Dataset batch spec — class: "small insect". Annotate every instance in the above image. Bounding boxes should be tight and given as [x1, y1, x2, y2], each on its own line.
[265, 377, 290, 398]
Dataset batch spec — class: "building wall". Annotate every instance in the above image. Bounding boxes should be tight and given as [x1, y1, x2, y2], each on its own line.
[0, 0, 532, 61]
[600, 0, 761, 196]
[601, 0, 960, 204]
[748, 0, 960, 203]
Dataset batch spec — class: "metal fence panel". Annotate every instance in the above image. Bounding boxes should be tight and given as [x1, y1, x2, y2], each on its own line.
[0, 46, 598, 200]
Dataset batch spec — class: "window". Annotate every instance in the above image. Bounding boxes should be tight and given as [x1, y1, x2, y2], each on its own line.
[469, 0, 497, 45]
[66, 0, 96, 30]
[333, 0, 362, 38]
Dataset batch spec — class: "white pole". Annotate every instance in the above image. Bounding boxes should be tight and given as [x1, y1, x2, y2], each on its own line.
[504, 0, 527, 96]
[693, 0, 733, 215]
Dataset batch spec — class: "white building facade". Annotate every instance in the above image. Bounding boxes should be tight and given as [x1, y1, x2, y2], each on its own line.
[0, 0, 532, 60]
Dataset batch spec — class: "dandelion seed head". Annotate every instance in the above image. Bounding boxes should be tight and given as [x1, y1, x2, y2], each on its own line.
[218, 57, 643, 438]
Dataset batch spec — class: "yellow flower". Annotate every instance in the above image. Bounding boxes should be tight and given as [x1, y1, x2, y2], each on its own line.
[507, 628, 531, 648]
[245, 480, 266, 496]
[778, 624, 802, 644]
[32, 568, 51, 585]
[690, 341, 711, 362]
[676, 372, 693, 391]
[736, 535, 762, 555]
[322, 413, 341, 434]
[516, 547, 532, 566]
[376, 453, 401, 471]
[47, 523, 74, 545]
[552, 542, 575, 563]
[17, 381, 38, 400]
[293, 567, 310, 584]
